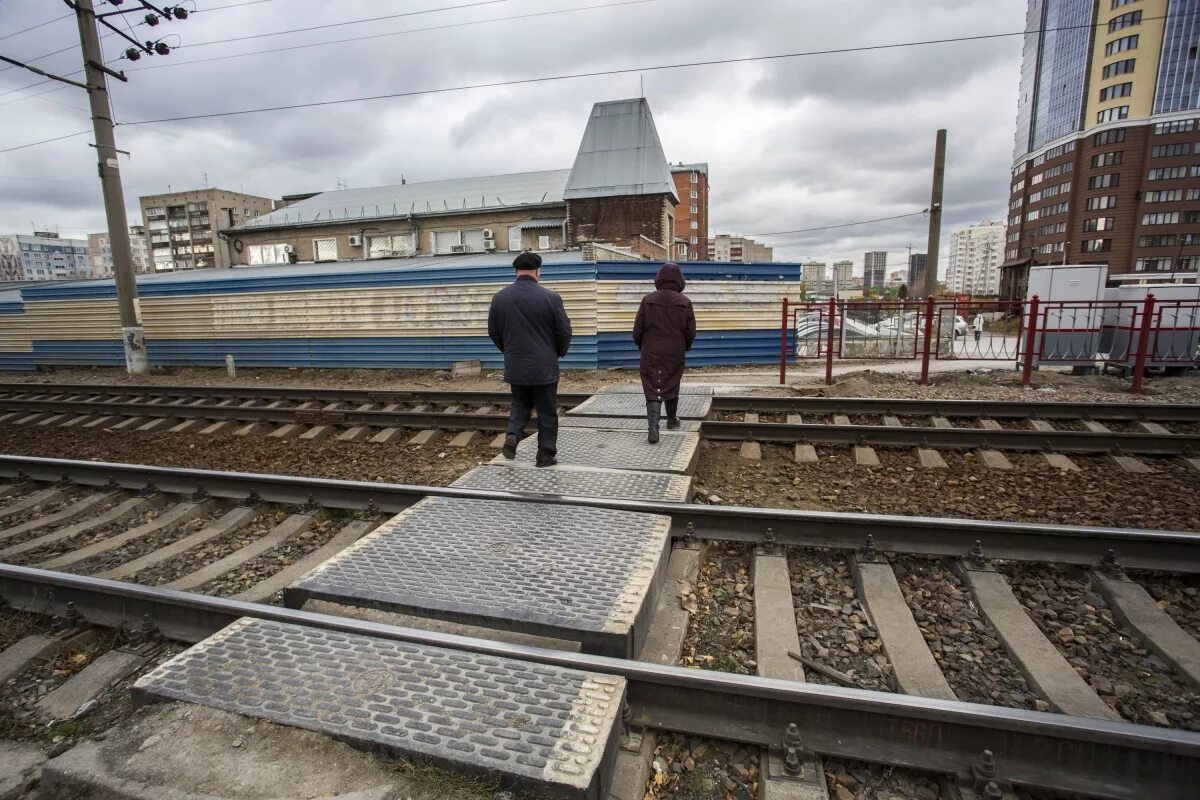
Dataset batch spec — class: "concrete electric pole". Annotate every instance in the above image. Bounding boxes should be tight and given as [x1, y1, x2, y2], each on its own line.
[923, 129, 946, 299]
[73, 0, 147, 373]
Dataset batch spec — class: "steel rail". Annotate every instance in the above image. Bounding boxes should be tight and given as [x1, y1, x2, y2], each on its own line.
[708, 395, 1200, 421]
[0, 382, 591, 407]
[700, 421, 1200, 455]
[0, 398, 517, 432]
[0, 455, 1196, 572]
[0, 563, 1195, 800]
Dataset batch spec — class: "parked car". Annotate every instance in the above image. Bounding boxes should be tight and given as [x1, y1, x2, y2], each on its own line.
[953, 315, 967, 337]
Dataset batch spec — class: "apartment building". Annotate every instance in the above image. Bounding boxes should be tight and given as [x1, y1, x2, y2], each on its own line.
[946, 221, 1007, 295]
[670, 163, 709, 260]
[707, 234, 773, 263]
[907, 252, 928, 290]
[832, 260, 854, 292]
[140, 188, 276, 271]
[863, 251, 887, 290]
[0, 231, 90, 281]
[1003, 0, 1200, 298]
[88, 226, 150, 277]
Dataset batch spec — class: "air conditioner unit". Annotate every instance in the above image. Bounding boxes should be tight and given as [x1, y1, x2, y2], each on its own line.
[482, 229, 494, 240]
[282, 244, 295, 254]
[348, 235, 362, 246]
[484, 240, 496, 251]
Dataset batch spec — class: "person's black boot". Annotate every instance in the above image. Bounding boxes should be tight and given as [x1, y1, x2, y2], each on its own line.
[647, 401, 661, 444]
[501, 434, 518, 460]
[665, 398, 680, 430]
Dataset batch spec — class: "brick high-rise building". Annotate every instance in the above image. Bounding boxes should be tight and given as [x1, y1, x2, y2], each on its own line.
[863, 251, 887, 290]
[670, 163, 709, 260]
[1001, 0, 1200, 300]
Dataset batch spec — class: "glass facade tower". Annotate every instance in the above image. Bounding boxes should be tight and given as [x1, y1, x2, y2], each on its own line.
[1154, 0, 1200, 114]
[1013, 0, 1095, 159]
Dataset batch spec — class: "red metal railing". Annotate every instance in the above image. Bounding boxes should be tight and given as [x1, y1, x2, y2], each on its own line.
[781, 294, 1199, 393]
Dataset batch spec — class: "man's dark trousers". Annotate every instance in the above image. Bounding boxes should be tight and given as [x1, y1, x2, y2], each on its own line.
[508, 383, 558, 462]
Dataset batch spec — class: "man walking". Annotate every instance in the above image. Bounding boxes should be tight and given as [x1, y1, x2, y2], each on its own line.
[488, 252, 572, 467]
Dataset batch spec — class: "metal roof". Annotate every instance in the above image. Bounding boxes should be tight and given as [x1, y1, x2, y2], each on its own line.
[564, 99, 677, 202]
[230, 170, 571, 232]
[520, 218, 566, 229]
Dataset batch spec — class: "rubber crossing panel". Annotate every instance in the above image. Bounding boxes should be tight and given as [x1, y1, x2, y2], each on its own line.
[506, 428, 699, 474]
[287, 497, 671, 657]
[561, 415, 701, 433]
[568, 394, 712, 419]
[134, 618, 624, 799]
[454, 464, 692, 502]
[597, 383, 714, 396]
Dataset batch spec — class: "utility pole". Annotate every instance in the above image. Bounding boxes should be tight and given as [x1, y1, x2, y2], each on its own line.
[73, 0, 146, 373]
[923, 129, 946, 299]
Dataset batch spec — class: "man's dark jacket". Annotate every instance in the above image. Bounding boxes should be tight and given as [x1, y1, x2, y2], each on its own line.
[487, 275, 573, 385]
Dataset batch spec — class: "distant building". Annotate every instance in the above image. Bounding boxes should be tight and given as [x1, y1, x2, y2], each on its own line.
[887, 269, 907, 288]
[707, 234, 773, 263]
[863, 251, 887, 290]
[88, 226, 150, 277]
[0, 231, 90, 281]
[832, 260, 854, 293]
[801, 261, 831, 296]
[907, 252, 927, 290]
[946, 221, 1006, 295]
[224, 99, 680, 265]
[671, 163, 709, 260]
[140, 187, 277, 271]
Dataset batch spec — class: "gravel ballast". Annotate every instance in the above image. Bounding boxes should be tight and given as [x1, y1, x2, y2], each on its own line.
[680, 544, 756, 675]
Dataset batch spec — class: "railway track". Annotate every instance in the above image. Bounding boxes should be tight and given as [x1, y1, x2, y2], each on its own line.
[1, 381, 1200, 460]
[1, 455, 1200, 799]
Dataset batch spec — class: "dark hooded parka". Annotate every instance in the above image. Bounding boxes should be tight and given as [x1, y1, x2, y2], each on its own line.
[633, 262, 697, 401]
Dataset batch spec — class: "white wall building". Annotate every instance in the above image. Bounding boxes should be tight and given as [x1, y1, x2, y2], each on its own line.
[0, 231, 91, 282]
[946, 221, 1006, 295]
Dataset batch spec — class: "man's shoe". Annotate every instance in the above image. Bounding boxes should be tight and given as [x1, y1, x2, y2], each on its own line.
[666, 417, 681, 430]
[501, 434, 518, 460]
[535, 457, 558, 468]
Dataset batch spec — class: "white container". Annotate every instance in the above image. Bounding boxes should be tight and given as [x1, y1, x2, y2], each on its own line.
[1026, 264, 1109, 367]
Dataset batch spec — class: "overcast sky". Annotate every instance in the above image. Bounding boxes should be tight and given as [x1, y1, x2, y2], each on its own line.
[0, 0, 1026, 275]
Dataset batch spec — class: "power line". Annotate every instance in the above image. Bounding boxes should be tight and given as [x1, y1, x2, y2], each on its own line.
[127, 0, 655, 72]
[117, 13, 1200, 126]
[747, 212, 930, 238]
[0, 12, 74, 43]
[176, 0, 510, 49]
[0, 129, 91, 154]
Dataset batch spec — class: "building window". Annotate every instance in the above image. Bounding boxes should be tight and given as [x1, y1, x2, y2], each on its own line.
[1091, 151, 1123, 167]
[1102, 58, 1136, 79]
[1086, 194, 1118, 210]
[677, 243, 687, 257]
[690, 204, 698, 214]
[313, 238, 338, 262]
[1108, 10, 1142, 32]
[367, 234, 415, 259]
[1110, 0, 1140, 8]
[1096, 106, 1129, 124]
[689, 220, 698, 230]
[1139, 235, 1177, 247]
[1145, 189, 1184, 202]
[690, 172, 698, 184]
[1098, 83, 1133, 102]
[1083, 217, 1116, 232]
[432, 230, 486, 254]
[1135, 257, 1172, 271]
[1088, 173, 1120, 188]
[690, 190, 698, 199]
[1148, 166, 1188, 180]
[1081, 239, 1112, 252]
[1154, 119, 1198, 134]
[247, 243, 289, 265]
[1186, 211, 1200, 223]
[689, 235, 698, 245]
[1141, 211, 1181, 225]
[1104, 35, 1139, 56]
[1093, 129, 1127, 146]
[1187, 189, 1200, 200]
[1152, 143, 1192, 157]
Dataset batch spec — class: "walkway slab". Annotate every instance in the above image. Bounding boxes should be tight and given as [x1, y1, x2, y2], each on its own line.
[287, 496, 671, 658]
[454, 463, 692, 502]
[506, 428, 700, 474]
[854, 559, 955, 700]
[597, 383, 712, 395]
[40, 649, 148, 720]
[568, 393, 711, 419]
[134, 618, 624, 800]
[1092, 572, 1200, 690]
[956, 564, 1119, 719]
[561, 415, 701, 432]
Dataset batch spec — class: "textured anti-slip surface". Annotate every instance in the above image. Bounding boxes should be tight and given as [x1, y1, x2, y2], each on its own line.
[134, 618, 624, 799]
[596, 383, 714, 396]
[287, 496, 671, 656]
[560, 415, 701, 432]
[453, 464, 691, 502]
[505, 428, 700, 474]
[568, 394, 712, 419]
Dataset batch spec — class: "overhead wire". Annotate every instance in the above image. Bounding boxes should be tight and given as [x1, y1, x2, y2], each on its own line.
[0, 12, 74, 43]
[746, 212, 930, 238]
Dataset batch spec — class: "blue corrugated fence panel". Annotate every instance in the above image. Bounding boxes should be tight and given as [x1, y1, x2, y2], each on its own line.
[598, 329, 794, 368]
[32, 340, 126, 366]
[0, 354, 36, 372]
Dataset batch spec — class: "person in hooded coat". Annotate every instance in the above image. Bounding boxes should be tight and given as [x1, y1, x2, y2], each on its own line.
[633, 262, 697, 443]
